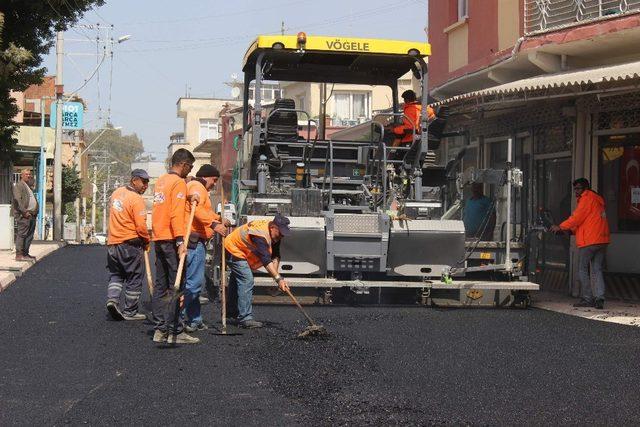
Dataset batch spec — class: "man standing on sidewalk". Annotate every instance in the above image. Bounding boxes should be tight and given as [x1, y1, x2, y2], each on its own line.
[551, 178, 610, 309]
[182, 164, 229, 332]
[151, 148, 199, 345]
[12, 169, 38, 261]
[106, 169, 151, 321]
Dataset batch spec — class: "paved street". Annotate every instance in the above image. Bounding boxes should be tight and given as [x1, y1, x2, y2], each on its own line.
[1, 245, 640, 425]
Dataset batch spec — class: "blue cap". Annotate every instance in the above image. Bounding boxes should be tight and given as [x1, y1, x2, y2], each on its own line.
[272, 213, 291, 236]
[131, 169, 150, 180]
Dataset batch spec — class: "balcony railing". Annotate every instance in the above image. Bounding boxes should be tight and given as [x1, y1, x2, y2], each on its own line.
[525, 0, 640, 35]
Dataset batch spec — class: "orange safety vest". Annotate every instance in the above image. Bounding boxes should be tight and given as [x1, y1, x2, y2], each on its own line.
[392, 102, 435, 145]
[224, 219, 272, 271]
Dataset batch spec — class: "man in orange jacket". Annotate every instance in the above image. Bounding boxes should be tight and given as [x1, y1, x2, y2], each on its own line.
[224, 214, 291, 328]
[391, 89, 435, 147]
[151, 148, 200, 344]
[551, 178, 610, 309]
[182, 164, 229, 331]
[106, 169, 151, 321]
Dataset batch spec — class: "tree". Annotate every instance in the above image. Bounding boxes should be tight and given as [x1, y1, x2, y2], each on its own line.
[0, 1, 104, 160]
[62, 164, 81, 204]
[85, 125, 145, 185]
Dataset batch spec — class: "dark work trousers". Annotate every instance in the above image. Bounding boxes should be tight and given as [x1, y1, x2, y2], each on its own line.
[15, 216, 36, 256]
[153, 240, 184, 334]
[106, 242, 144, 316]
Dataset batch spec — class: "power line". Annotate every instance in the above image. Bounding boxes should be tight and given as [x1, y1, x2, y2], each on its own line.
[118, 0, 309, 26]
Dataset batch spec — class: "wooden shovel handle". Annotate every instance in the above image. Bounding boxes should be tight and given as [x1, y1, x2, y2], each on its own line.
[172, 200, 197, 291]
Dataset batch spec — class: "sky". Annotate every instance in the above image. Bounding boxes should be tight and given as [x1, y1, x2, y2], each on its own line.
[42, 0, 428, 157]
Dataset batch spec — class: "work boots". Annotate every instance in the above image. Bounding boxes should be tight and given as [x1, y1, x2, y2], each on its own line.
[106, 300, 125, 321]
[167, 332, 200, 344]
[240, 319, 264, 329]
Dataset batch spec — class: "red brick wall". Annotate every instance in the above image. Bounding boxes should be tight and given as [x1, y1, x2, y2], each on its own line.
[23, 76, 56, 114]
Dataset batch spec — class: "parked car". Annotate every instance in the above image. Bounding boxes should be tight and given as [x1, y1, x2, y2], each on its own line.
[94, 233, 107, 245]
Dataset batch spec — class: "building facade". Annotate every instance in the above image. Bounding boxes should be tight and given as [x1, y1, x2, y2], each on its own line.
[172, 97, 240, 171]
[429, 0, 640, 299]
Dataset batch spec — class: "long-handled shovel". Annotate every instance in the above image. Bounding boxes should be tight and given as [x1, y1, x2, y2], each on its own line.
[212, 184, 241, 336]
[284, 288, 329, 339]
[168, 200, 197, 339]
[144, 246, 154, 296]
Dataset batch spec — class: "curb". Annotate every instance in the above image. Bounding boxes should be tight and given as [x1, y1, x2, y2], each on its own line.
[0, 242, 66, 293]
[535, 303, 640, 328]
[0, 272, 17, 292]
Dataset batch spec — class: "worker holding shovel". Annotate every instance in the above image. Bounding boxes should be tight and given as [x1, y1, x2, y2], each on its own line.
[224, 214, 291, 328]
[150, 148, 200, 345]
[182, 164, 230, 332]
[105, 169, 151, 321]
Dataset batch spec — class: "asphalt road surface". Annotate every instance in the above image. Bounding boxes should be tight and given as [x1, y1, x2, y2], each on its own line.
[1, 245, 640, 425]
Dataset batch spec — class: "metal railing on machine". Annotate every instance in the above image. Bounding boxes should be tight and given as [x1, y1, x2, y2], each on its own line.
[525, 0, 640, 35]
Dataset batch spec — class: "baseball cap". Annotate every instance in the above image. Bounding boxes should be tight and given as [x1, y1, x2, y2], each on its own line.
[131, 169, 150, 180]
[272, 213, 291, 236]
[196, 164, 220, 178]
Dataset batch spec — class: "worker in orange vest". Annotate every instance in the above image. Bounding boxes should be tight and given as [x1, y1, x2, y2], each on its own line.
[224, 214, 291, 328]
[551, 178, 610, 309]
[106, 169, 151, 321]
[151, 148, 200, 345]
[391, 89, 435, 147]
[182, 164, 230, 332]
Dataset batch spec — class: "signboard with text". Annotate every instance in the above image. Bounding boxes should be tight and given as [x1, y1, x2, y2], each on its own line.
[50, 101, 84, 130]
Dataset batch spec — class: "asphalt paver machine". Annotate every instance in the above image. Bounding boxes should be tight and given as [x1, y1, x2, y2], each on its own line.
[217, 33, 538, 307]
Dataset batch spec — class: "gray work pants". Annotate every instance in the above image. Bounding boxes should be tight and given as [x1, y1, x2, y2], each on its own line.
[577, 244, 607, 302]
[152, 241, 184, 334]
[107, 242, 144, 316]
[15, 216, 36, 256]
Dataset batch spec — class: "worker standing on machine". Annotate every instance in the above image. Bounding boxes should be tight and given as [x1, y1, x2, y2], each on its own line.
[550, 178, 610, 309]
[391, 89, 435, 147]
[224, 213, 291, 328]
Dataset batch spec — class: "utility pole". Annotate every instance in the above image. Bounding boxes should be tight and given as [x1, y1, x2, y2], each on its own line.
[91, 164, 97, 229]
[281, 21, 285, 35]
[102, 181, 107, 233]
[53, 31, 64, 240]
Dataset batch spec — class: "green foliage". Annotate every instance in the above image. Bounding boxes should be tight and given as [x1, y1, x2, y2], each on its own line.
[62, 164, 82, 203]
[0, 1, 104, 160]
[86, 125, 145, 183]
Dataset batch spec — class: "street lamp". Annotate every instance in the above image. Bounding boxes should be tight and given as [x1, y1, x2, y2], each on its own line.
[117, 35, 132, 43]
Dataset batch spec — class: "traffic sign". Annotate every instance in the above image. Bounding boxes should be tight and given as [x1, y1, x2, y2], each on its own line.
[50, 101, 84, 130]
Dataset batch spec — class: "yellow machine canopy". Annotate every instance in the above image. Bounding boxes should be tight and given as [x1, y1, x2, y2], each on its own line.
[242, 34, 431, 86]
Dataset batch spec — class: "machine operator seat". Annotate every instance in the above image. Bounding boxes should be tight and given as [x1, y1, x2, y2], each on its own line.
[266, 98, 299, 142]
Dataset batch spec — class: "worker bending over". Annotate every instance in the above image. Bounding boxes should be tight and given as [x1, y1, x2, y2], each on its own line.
[224, 214, 291, 328]
[182, 164, 229, 332]
[551, 178, 610, 309]
[391, 89, 435, 147]
[151, 148, 199, 344]
[105, 169, 151, 321]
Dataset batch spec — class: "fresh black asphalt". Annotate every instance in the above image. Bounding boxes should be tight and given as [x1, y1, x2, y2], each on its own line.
[1, 245, 640, 425]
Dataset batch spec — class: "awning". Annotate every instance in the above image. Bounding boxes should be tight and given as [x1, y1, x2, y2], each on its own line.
[438, 61, 640, 105]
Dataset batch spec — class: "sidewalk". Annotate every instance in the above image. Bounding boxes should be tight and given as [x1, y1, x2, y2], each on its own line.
[534, 291, 640, 327]
[0, 241, 66, 292]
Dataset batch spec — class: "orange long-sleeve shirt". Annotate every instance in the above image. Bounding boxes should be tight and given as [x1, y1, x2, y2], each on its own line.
[152, 172, 187, 241]
[186, 179, 221, 240]
[560, 189, 610, 248]
[393, 102, 435, 145]
[107, 186, 150, 245]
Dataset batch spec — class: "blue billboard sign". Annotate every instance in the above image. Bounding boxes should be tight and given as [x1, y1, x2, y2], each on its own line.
[50, 101, 84, 130]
